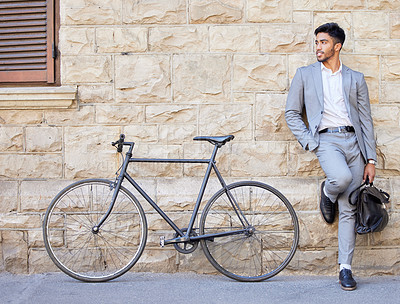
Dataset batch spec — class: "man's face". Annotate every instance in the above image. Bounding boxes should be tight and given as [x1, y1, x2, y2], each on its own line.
[315, 32, 339, 62]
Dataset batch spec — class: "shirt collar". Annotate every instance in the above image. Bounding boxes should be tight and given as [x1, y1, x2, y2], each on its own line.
[320, 61, 342, 75]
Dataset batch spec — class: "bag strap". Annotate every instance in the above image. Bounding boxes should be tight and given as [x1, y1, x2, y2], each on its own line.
[348, 180, 367, 205]
[348, 177, 390, 205]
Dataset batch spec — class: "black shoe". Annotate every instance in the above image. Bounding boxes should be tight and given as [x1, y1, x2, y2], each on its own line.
[339, 269, 357, 291]
[320, 181, 335, 224]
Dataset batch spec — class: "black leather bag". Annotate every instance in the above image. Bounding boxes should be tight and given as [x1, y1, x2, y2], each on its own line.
[348, 179, 390, 234]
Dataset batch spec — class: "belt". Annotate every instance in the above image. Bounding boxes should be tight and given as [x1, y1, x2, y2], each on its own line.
[319, 126, 355, 134]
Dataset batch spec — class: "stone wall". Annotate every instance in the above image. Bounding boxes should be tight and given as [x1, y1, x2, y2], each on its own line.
[1, 0, 400, 276]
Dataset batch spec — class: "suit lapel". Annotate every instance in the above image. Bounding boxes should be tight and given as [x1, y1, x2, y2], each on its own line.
[342, 65, 352, 114]
[311, 62, 324, 107]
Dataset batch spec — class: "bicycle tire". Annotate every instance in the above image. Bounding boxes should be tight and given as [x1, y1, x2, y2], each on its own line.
[43, 179, 147, 282]
[199, 181, 299, 282]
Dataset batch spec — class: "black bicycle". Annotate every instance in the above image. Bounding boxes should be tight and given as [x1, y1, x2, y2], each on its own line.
[43, 134, 299, 282]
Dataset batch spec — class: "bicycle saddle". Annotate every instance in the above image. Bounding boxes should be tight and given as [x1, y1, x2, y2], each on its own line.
[193, 135, 234, 146]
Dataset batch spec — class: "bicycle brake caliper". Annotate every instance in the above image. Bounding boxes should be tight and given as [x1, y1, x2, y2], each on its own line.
[160, 236, 165, 247]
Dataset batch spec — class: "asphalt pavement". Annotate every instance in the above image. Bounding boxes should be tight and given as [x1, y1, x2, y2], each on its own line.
[1, 271, 399, 304]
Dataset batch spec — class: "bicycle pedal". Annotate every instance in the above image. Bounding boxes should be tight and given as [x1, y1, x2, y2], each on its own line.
[160, 236, 165, 247]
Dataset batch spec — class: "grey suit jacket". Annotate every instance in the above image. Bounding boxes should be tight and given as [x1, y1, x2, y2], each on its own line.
[285, 62, 377, 163]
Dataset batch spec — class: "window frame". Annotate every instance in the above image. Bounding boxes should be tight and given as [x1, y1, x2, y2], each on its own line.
[0, 0, 60, 86]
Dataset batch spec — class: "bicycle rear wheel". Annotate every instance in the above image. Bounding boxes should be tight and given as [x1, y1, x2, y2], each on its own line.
[200, 181, 299, 282]
[43, 179, 147, 282]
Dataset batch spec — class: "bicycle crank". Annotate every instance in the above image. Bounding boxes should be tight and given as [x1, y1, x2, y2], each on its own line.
[173, 228, 199, 254]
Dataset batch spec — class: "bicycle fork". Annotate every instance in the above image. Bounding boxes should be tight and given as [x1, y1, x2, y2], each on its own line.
[92, 144, 134, 234]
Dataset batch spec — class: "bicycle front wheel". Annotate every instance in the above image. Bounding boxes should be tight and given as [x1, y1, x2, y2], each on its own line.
[200, 181, 299, 282]
[43, 179, 147, 282]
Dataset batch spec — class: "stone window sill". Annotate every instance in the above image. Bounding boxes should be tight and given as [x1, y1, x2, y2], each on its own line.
[0, 86, 77, 109]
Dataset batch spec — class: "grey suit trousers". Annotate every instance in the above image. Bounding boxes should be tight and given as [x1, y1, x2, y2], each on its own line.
[315, 132, 364, 265]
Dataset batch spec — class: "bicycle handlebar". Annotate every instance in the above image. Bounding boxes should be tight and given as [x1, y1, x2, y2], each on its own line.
[112, 134, 125, 152]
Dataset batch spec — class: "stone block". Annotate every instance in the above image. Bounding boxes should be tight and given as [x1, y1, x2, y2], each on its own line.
[96, 27, 148, 53]
[173, 54, 231, 102]
[0, 181, 18, 213]
[332, 0, 366, 9]
[25, 126, 62, 152]
[293, 0, 330, 10]
[375, 127, 400, 174]
[355, 40, 400, 55]
[0, 126, 23, 151]
[149, 26, 208, 53]
[20, 180, 73, 212]
[233, 92, 255, 103]
[64, 126, 121, 179]
[145, 105, 197, 124]
[391, 178, 400, 210]
[44, 106, 95, 125]
[293, 11, 312, 24]
[353, 248, 400, 276]
[198, 104, 252, 140]
[147, 212, 193, 230]
[115, 54, 171, 103]
[257, 177, 318, 212]
[367, 0, 400, 10]
[0, 154, 62, 179]
[255, 93, 293, 141]
[0, 110, 43, 125]
[371, 105, 400, 127]
[233, 54, 286, 91]
[296, 212, 338, 248]
[353, 12, 389, 39]
[28, 249, 59, 274]
[0, 214, 41, 229]
[381, 56, 400, 82]
[61, 0, 122, 25]
[158, 124, 197, 144]
[260, 24, 311, 53]
[230, 141, 288, 177]
[122, 0, 187, 24]
[247, 0, 291, 23]
[178, 249, 219, 274]
[134, 248, 178, 273]
[189, 0, 244, 24]
[96, 104, 145, 124]
[77, 84, 114, 104]
[1, 231, 28, 273]
[210, 25, 259, 52]
[62, 55, 112, 84]
[391, 13, 400, 38]
[286, 250, 337, 275]
[123, 124, 159, 143]
[287, 142, 324, 177]
[59, 27, 95, 55]
[155, 177, 213, 211]
[381, 83, 400, 104]
[27, 230, 45, 248]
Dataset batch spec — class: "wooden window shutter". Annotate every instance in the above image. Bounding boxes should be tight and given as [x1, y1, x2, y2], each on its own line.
[0, 0, 55, 83]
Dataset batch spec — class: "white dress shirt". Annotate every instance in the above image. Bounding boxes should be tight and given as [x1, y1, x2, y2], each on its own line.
[318, 62, 353, 131]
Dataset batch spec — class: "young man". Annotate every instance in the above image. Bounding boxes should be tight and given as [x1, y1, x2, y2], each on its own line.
[285, 23, 377, 291]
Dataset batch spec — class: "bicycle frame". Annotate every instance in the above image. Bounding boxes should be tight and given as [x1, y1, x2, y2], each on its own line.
[93, 140, 250, 246]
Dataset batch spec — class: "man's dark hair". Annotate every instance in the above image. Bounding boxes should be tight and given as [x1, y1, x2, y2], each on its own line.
[314, 23, 346, 46]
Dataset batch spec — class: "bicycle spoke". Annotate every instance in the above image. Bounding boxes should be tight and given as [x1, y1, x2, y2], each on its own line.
[43, 179, 147, 282]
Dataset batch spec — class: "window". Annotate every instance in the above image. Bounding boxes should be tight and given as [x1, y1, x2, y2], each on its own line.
[0, 0, 57, 84]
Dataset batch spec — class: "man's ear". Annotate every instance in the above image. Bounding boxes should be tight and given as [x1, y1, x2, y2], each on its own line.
[335, 42, 342, 52]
